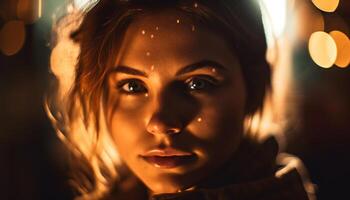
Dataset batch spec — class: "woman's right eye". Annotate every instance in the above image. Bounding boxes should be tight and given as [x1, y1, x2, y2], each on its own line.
[117, 79, 148, 94]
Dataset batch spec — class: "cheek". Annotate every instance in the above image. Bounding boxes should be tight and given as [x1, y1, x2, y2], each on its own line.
[107, 96, 149, 157]
[193, 104, 244, 156]
[190, 92, 245, 140]
[188, 86, 246, 159]
[107, 93, 148, 127]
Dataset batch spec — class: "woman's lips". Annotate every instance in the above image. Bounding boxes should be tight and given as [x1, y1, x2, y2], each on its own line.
[141, 148, 196, 168]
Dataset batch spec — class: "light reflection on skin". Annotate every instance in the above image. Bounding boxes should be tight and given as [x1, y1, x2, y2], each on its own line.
[192, 25, 196, 32]
[106, 10, 247, 194]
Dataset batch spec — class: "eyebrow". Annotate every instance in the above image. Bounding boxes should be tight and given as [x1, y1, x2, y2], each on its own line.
[111, 60, 228, 77]
[110, 65, 148, 77]
[175, 60, 228, 76]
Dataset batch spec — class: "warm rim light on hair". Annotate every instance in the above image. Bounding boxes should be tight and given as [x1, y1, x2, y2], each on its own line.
[74, 0, 98, 10]
[259, 0, 287, 45]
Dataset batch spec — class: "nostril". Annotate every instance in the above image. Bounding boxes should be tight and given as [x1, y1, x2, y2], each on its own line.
[166, 128, 181, 135]
[146, 113, 183, 136]
[146, 122, 182, 136]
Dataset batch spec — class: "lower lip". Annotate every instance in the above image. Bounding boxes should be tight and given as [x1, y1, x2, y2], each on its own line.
[142, 155, 196, 169]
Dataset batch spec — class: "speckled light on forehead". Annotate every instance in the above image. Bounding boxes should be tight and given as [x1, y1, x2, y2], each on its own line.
[132, 16, 201, 62]
[191, 25, 196, 32]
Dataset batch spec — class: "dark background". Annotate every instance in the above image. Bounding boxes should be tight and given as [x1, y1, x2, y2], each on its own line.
[1, 0, 349, 199]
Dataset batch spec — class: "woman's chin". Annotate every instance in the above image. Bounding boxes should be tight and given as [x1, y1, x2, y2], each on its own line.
[145, 178, 193, 195]
[148, 183, 181, 195]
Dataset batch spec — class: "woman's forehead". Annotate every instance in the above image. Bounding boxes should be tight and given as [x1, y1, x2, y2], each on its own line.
[133, 9, 194, 28]
[125, 9, 202, 46]
[117, 10, 239, 73]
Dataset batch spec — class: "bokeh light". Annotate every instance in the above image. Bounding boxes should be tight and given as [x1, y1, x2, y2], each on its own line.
[0, 20, 26, 56]
[330, 30, 350, 68]
[17, 0, 42, 24]
[308, 31, 337, 68]
[311, 0, 340, 12]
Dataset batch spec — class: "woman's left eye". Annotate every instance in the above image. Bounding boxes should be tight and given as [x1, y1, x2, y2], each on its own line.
[116, 79, 148, 94]
[185, 76, 218, 92]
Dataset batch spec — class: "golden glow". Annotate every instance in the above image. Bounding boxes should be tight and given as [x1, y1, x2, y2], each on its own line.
[311, 0, 340, 12]
[17, 0, 42, 24]
[330, 30, 350, 68]
[47, 12, 120, 199]
[74, 0, 95, 9]
[0, 20, 26, 56]
[67, 4, 74, 13]
[50, 40, 80, 92]
[309, 31, 337, 68]
[50, 12, 83, 93]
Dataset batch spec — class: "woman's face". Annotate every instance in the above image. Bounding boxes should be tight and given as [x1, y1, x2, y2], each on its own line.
[106, 10, 246, 194]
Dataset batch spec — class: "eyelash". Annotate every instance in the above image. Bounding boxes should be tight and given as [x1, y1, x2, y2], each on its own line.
[116, 75, 220, 95]
[116, 79, 147, 95]
[184, 75, 219, 92]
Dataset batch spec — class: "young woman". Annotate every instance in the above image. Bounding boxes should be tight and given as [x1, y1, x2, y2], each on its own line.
[47, 0, 315, 199]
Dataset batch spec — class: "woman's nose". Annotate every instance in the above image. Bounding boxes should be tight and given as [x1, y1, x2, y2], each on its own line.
[146, 112, 183, 136]
[145, 83, 198, 136]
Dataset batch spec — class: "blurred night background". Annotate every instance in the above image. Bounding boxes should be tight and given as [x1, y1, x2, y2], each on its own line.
[0, 0, 349, 199]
